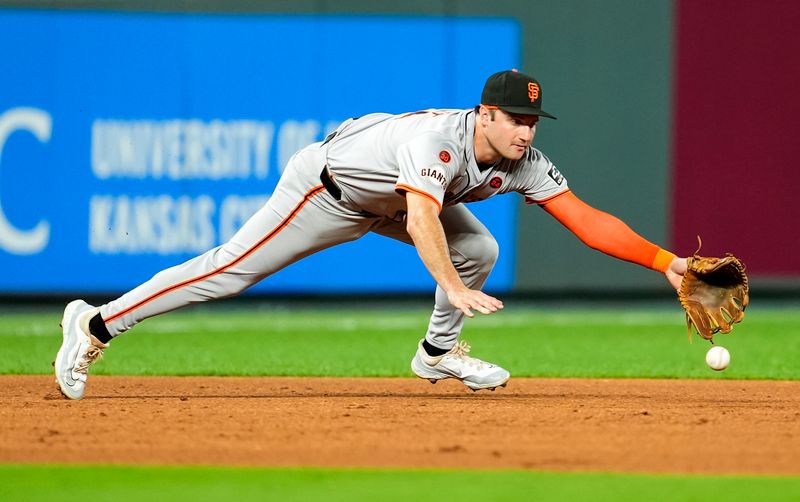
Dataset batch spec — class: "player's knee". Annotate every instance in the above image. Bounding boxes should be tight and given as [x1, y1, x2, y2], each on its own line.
[453, 234, 499, 271]
[477, 235, 500, 269]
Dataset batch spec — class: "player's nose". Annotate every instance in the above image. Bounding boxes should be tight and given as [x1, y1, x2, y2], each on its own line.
[519, 125, 534, 143]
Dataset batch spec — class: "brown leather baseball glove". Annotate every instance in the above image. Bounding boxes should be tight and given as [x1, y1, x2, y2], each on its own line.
[678, 253, 749, 342]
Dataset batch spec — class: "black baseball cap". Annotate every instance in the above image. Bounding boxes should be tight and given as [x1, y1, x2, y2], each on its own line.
[481, 69, 556, 119]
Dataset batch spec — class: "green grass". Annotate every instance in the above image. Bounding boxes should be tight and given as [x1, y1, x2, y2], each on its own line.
[3, 305, 798, 498]
[2, 303, 798, 379]
[1, 465, 798, 502]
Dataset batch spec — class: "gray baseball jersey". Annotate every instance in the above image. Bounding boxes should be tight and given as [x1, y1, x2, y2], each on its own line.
[99, 108, 568, 349]
[326, 109, 568, 218]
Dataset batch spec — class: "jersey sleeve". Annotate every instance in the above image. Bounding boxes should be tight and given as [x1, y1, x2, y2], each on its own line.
[521, 149, 570, 204]
[395, 133, 459, 211]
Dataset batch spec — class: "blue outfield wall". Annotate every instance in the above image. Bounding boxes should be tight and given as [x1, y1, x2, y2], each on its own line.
[0, 10, 519, 294]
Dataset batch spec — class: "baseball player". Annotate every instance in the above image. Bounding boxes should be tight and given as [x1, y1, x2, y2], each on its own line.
[55, 70, 689, 399]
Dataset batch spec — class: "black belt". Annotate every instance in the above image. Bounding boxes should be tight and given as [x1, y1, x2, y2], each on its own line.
[320, 166, 342, 200]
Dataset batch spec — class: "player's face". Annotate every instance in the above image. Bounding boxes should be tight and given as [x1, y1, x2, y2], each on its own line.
[483, 108, 539, 161]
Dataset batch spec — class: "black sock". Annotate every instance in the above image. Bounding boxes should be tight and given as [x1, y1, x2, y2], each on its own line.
[89, 313, 113, 344]
[422, 339, 448, 357]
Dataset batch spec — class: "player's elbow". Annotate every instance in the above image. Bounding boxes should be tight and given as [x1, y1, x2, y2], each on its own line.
[577, 233, 605, 252]
[405, 213, 425, 242]
[405, 203, 439, 240]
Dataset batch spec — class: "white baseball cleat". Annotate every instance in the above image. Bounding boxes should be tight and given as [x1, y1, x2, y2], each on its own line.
[411, 339, 510, 391]
[54, 300, 108, 400]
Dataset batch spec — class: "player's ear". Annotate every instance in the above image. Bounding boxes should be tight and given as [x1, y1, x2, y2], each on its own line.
[478, 105, 491, 126]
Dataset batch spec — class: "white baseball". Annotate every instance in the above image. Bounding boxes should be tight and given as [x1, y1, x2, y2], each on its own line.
[706, 346, 731, 371]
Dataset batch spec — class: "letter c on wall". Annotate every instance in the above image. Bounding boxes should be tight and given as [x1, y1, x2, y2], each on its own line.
[0, 107, 51, 254]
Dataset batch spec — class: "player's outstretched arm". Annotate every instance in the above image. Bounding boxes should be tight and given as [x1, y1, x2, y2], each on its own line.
[541, 190, 685, 289]
[405, 192, 504, 317]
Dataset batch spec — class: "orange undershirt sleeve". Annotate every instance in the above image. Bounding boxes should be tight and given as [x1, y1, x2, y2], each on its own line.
[538, 190, 676, 273]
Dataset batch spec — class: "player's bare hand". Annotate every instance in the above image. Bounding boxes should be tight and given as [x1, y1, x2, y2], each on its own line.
[447, 287, 504, 318]
[664, 257, 688, 291]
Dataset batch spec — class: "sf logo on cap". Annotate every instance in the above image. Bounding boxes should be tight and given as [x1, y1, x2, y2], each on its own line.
[527, 82, 540, 102]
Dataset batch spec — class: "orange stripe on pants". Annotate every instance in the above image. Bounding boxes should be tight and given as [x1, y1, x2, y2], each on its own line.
[104, 185, 326, 324]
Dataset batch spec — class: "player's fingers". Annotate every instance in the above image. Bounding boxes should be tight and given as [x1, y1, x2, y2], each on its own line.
[475, 290, 502, 306]
[460, 305, 475, 318]
[477, 294, 504, 313]
[472, 303, 493, 315]
[471, 297, 499, 315]
[474, 300, 496, 313]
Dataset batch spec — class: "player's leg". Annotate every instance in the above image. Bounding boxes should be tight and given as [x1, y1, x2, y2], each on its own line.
[371, 203, 499, 348]
[99, 188, 367, 336]
[370, 204, 508, 390]
[55, 144, 373, 399]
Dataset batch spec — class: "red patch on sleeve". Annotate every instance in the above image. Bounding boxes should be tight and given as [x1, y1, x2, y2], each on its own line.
[439, 150, 451, 163]
[490, 176, 503, 189]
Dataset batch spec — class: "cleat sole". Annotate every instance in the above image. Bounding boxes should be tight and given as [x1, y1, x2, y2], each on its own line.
[464, 378, 510, 392]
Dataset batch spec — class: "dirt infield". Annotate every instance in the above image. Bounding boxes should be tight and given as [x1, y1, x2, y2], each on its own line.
[1, 375, 798, 475]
